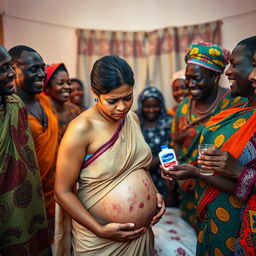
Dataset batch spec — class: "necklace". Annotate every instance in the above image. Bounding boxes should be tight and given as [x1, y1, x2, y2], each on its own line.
[96, 105, 126, 142]
[187, 87, 226, 126]
[191, 87, 225, 115]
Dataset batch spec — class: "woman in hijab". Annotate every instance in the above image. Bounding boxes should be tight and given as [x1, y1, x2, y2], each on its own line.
[136, 86, 174, 205]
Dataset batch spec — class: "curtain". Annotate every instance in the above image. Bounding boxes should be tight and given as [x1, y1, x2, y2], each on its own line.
[77, 29, 148, 108]
[77, 20, 221, 109]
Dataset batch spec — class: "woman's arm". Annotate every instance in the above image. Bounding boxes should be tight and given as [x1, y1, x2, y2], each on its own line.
[160, 164, 237, 194]
[55, 117, 145, 242]
[55, 117, 101, 232]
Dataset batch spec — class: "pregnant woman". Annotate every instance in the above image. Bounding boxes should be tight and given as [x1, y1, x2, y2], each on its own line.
[54, 55, 165, 255]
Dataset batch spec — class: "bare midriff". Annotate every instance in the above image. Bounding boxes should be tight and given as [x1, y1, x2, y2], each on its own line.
[90, 169, 157, 228]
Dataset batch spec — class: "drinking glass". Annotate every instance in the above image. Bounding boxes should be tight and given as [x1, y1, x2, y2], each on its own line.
[198, 144, 215, 175]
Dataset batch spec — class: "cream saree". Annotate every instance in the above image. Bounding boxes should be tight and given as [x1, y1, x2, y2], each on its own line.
[55, 112, 155, 256]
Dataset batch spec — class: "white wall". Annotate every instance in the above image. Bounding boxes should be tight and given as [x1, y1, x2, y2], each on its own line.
[3, 0, 256, 30]
[3, 16, 77, 76]
[2, 0, 256, 89]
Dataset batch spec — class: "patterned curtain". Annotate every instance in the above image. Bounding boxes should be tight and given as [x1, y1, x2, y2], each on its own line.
[77, 30, 148, 108]
[77, 20, 221, 109]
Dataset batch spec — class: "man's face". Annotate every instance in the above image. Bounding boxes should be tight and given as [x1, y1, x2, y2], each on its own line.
[13, 51, 46, 95]
[0, 47, 16, 96]
[225, 44, 253, 97]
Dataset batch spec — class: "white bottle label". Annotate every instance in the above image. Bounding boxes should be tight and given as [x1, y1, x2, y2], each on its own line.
[161, 153, 177, 169]
[159, 147, 178, 170]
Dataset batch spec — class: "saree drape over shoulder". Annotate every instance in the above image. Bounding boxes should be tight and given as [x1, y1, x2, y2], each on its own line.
[72, 112, 154, 255]
[0, 95, 51, 255]
[196, 106, 256, 256]
[28, 94, 59, 233]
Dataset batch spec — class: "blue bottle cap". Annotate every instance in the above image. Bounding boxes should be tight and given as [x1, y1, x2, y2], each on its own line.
[161, 145, 168, 150]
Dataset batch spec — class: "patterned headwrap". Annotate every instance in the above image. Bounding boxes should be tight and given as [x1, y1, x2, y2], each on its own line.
[185, 42, 230, 74]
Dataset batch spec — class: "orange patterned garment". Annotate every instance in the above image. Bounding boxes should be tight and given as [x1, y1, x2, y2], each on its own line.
[28, 94, 59, 232]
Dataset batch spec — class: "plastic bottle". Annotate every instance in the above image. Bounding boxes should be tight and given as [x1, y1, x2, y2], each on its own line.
[158, 145, 178, 170]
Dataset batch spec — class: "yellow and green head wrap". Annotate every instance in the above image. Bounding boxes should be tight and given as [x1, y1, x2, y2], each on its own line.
[185, 42, 230, 73]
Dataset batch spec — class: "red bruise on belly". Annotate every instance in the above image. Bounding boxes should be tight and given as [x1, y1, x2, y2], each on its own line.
[142, 179, 152, 201]
[142, 179, 149, 189]
[139, 202, 144, 208]
[128, 187, 138, 204]
[112, 203, 121, 214]
[129, 205, 134, 212]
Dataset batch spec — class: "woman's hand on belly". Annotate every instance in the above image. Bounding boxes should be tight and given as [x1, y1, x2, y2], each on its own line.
[150, 192, 166, 226]
[96, 222, 146, 242]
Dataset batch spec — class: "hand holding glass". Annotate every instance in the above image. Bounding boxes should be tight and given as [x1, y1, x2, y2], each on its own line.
[198, 144, 215, 175]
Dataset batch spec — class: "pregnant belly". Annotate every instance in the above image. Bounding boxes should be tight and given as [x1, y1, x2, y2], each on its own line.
[90, 169, 157, 228]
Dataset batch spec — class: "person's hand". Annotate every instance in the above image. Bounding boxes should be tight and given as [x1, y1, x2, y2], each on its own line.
[150, 192, 166, 226]
[160, 164, 199, 181]
[198, 150, 243, 179]
[97, 222, 146, 242]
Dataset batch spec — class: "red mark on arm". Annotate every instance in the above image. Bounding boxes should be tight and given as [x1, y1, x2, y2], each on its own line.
[147, 195, 151, 201]
[139, 202, 144, 208]
[129, 205, 134, 212]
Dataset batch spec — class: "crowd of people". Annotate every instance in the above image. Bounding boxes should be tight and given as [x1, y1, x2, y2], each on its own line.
[0, 35, 255, 256]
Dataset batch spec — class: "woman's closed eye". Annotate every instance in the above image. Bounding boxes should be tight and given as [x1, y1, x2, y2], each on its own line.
[123, 95, 133, 101]
[107, 99, 118, 104]
[107, 95, 133, 104]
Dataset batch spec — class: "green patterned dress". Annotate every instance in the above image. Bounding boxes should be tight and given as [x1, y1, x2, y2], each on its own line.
[0, 95, 52, 255]
[196, 106, 256, 255]
[172, 89, 246, 231]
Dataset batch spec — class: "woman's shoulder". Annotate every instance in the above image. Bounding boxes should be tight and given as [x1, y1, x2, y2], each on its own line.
[66, 108, 95, 136]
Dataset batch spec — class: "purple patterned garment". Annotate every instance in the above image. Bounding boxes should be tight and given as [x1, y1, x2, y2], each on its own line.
[234, 132, 256, 201]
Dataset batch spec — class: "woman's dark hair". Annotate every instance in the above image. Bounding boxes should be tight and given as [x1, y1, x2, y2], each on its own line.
[90, 55, 135, 94]
[70, 78, 84, 90]
[47, 64, 68, 88]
